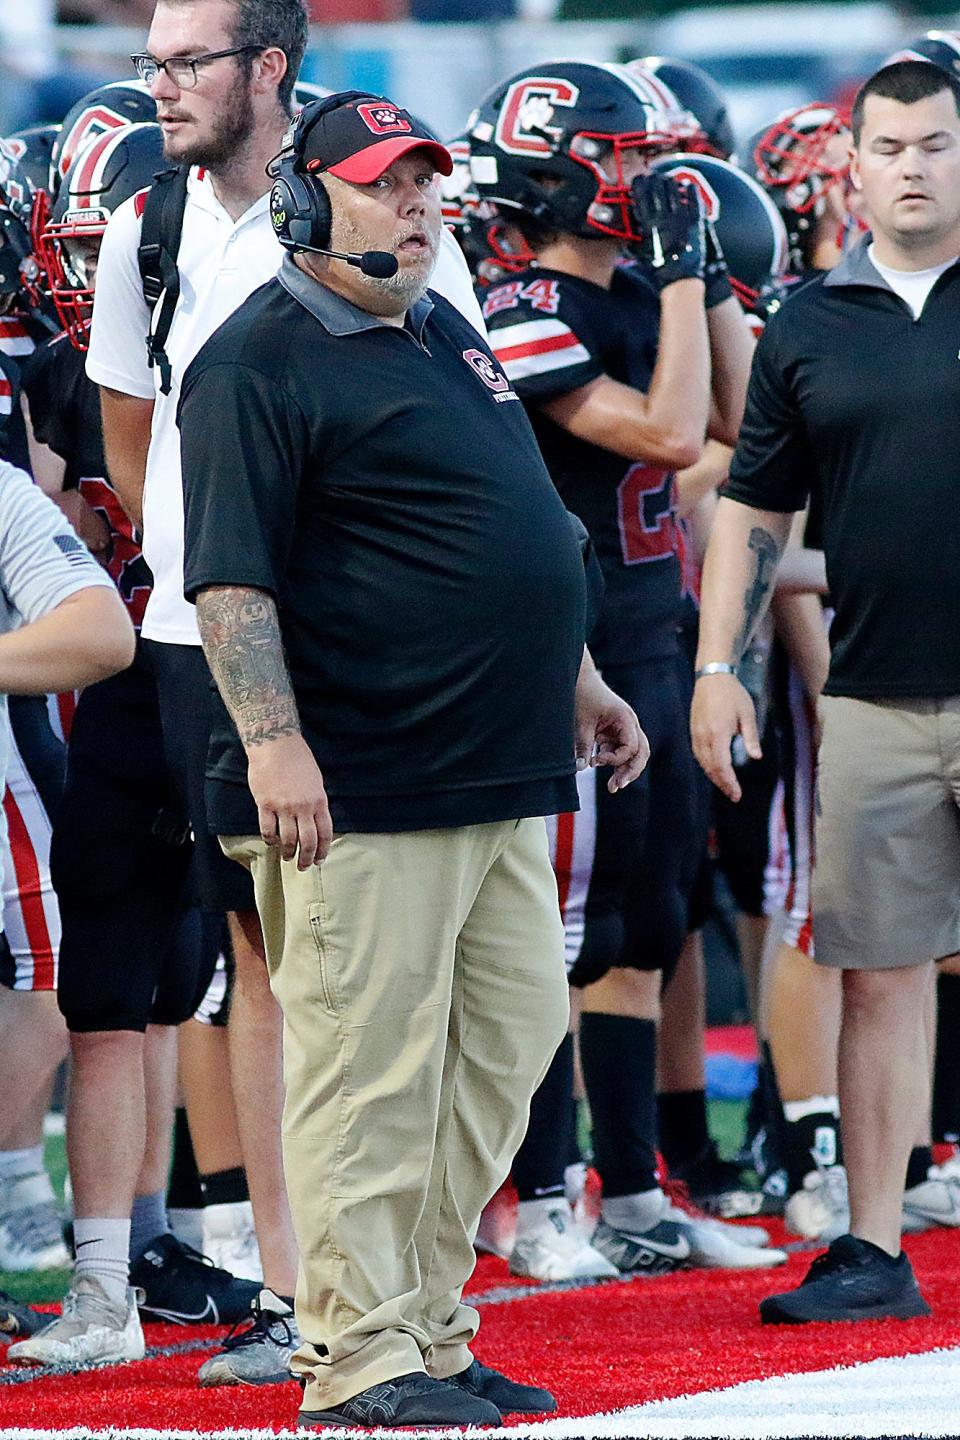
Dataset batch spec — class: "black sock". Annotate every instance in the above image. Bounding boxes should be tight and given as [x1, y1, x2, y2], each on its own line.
[758, 1042, 787, 1173]
[200, 1165, 250, 1207]
[167, 1107, 204, 1210]
[782, 1112, 843, 1191]
[657, 1088, 711, 1170]
[513, 1034, 574, 1202]
[906, 1145, 933, 1190]
[933, 974, 960, 1144]
[579, 1013, 657, 1198]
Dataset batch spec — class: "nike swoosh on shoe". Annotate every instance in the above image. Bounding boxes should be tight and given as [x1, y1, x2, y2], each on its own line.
[140, 1297, 219, 1325]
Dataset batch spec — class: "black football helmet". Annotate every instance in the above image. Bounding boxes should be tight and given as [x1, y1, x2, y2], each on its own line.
[884, 32, 960, 78]
[652, 154, 788, 311]
[0, 141, 44, 311]
[467, 60, 692, 243]
[38, 122, 165, 350]
[749, 104, 851, 270]
[50, 80, 156, 198]
[5, 125, 59, 203]
[636, 56, 735, 160]
[440, 136, 535, 284]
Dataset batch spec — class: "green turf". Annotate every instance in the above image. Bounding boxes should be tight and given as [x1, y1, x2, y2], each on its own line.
[2, 1100, 751, 1305]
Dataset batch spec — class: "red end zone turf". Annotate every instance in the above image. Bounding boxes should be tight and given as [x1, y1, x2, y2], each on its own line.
[3, 1225, 960, 1432]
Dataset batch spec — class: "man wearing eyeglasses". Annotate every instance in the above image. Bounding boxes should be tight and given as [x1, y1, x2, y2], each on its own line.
[80, 0, 488, 1389]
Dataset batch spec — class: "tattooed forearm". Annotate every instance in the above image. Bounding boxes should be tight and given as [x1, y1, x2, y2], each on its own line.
[196, 587, 300, 748]
[731, 526, 783, 662]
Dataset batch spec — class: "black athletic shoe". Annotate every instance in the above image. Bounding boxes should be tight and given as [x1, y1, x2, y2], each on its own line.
[450, 1358, 556, 1414]
[760, 1233, 932, 1324]
[670, 1141, 753, 1214]
[0, 1289, 46, 1337]
[130, 1231, 261, 1325]
[298, 1371, 501, 1428]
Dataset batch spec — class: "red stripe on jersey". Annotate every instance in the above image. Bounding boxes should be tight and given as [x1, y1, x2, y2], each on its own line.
[56, 692, 77, 744]
[134, 187, 150, 219]
[493, 331, 583, 364]
[2, 787, 54, 990]
[553, 810, 575, 920]
[0, 378, 12, 399]
[0, 319, 27, 338]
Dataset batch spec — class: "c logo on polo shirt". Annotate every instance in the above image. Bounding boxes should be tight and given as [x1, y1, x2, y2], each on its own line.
[357, 103, 412, 136]
[462, 347, 519, 403]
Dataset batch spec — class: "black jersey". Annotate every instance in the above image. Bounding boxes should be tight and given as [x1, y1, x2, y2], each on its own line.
[21, 333, 152, 629]
[485, 266, 682, 666]
[0, 351, 28, 471]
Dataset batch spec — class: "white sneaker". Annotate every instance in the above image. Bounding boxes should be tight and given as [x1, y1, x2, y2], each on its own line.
[201, 1201, 263, 1282]
[7, 1273, 144, 1368]
[0, 1173, 70, 1272]
[510, 1199, 618, 1282]
[785, 1163, 850, 1241]
[903, 1157, 960, 1232]
[661, 1195, 788, 1270]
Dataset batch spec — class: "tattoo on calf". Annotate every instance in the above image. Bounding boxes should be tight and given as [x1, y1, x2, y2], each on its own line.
[196, 587, 300, 747]
[732, 526, 781, 663]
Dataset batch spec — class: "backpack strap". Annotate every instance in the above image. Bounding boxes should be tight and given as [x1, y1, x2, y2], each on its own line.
[137, 165, 190, 397]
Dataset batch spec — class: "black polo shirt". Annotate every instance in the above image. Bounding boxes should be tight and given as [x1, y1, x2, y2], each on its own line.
[725, 243, 960, 700]
[179, 255, 587, 835]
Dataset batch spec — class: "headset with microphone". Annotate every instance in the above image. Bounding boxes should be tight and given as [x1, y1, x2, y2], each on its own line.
[267, 92, 399, 278]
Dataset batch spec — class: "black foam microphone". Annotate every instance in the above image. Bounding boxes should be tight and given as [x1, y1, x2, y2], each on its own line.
[298, 241, 399, 278]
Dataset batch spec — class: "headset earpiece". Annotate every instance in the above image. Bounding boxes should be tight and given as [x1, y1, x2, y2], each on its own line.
[269, 162, 332, 252]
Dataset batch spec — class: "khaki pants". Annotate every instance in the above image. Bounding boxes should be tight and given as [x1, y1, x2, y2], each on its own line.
[814, 694, 960, 968]
[222, 817, 568, 1410]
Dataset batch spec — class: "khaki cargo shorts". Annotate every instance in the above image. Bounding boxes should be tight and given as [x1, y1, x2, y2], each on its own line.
[813, 694, 960, 969]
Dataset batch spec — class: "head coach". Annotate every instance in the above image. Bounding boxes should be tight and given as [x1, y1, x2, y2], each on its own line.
[177, 93, 647, 1429]
[691, 59, 960, 1325]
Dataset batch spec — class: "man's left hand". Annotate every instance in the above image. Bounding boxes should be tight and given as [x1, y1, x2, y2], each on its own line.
[574, 666, 650, 792]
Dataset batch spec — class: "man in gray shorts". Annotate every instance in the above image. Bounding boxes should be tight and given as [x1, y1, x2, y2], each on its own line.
[691, 57, 960, 1322]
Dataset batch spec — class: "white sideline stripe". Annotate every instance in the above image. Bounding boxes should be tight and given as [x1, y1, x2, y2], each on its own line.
[42, 1112, 65, 1137]
[6, 1348, 960, 1439]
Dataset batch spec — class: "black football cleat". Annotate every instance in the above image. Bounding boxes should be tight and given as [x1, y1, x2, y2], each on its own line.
[298, 1371, 501, 1428]
[450, 1358, 557, 1414]
[130, 1232, 260, 1325]
[760, 1233, 931, 1324]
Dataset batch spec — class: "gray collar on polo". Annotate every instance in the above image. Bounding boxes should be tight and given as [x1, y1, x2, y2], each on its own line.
[279, 251, 434, 340]
[823, 235, 960, 292]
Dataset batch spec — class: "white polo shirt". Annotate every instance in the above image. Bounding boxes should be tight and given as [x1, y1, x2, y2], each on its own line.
[87, 167, 486, 647]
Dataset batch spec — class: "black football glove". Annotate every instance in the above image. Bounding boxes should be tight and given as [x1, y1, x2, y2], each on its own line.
[630, 173, 706, 291]
[703, 215, 734, 309]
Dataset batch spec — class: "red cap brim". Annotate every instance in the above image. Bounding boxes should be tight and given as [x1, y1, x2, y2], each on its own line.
[327, 136, 453, 183]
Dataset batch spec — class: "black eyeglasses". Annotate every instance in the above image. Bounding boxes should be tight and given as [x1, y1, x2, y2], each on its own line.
[131, 45, 263, 91]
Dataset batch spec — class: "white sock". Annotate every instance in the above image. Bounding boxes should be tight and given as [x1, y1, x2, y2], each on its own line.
[601, 1188, 664, 1233]
[783, 1095, 840, 1124]
[0, 1145, 44, 1183]
[515, 1196, 572, 1237]
[73, 1218, 131, 1307]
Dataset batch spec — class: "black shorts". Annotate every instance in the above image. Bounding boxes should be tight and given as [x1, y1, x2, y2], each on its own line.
[54, 645, 218, 1033]
[549, 653, 700, 990]
[711, 706, 781, 920]
[145, 641, 255, 915]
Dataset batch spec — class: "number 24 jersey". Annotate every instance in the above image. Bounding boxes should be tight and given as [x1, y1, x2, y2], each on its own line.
[485, 264, 685, 667]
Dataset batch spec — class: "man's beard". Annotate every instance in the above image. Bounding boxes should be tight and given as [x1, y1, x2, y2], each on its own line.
[163, 75, 256, 169]
[331, 212, 439, 314]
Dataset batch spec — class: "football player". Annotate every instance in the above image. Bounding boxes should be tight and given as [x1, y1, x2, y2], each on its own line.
[6, 122, 261, 1372]
[473, 60, 784, 1278]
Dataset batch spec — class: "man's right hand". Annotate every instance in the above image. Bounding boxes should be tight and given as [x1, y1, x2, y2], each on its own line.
[690, 672, 761, 803]
[247, 733, 333, 869]
[630, 173, 706, 291]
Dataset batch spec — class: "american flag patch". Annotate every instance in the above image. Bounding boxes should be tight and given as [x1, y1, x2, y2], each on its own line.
[53, 533, 89, 566]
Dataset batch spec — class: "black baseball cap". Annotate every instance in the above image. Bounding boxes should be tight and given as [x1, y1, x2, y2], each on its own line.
[301, 94, 453, 183]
